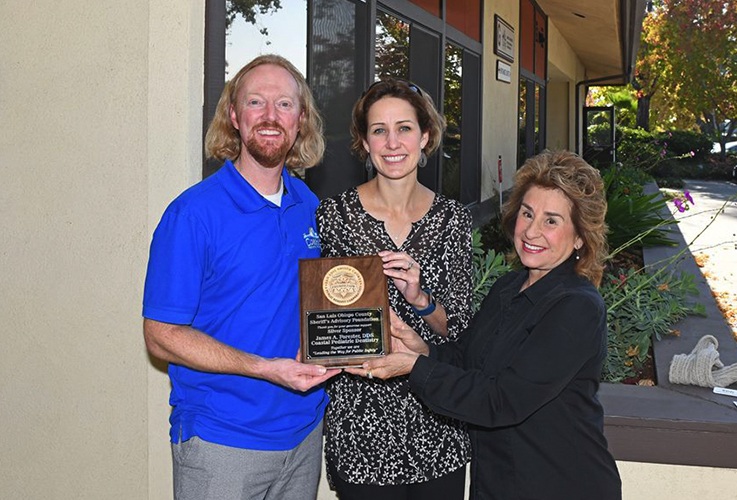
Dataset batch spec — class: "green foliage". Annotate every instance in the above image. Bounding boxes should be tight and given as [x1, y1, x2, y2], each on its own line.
[659, 130, 712, 159]
[600, 266, 704, 383]
[471, 229, 512, 312]
[615, 126, 719, 182]
[634, 0, 737, 135]
[226, 0, 282, 30]
[588, 86, 638, 128]
[654, 156, 737, 181]
[616, 127, 664, 170]
[657, 177, 685, 189]
[601, 167, 678, 252]
[477, 213, 513, 255]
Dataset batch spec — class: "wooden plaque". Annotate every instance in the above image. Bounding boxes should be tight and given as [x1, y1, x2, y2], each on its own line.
[299, 255, 391, 367]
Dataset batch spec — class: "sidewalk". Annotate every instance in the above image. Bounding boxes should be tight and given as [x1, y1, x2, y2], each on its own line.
[644, 179, 737, 402]
[672, 179, 737, 338]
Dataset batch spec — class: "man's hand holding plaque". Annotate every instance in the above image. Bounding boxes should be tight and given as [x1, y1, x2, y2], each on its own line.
[299, 256, 391, 368]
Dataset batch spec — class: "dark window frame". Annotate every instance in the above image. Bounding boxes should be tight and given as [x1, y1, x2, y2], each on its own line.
[380, 0, 483, 204]
[517, 0, 547, 166]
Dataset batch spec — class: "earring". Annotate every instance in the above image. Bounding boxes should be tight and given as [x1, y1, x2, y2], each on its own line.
[365, 156, 374, 173]
[418, 152, 427, 168]
[575, 248, 580, 261]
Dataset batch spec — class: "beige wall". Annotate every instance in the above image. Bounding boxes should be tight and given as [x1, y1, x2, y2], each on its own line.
[545, 19, 586, 152]
[0, 0, 203, 498]
[1, 1, 734, 499]
[480, 0, 520, 204]
[618, 462, 737, 499]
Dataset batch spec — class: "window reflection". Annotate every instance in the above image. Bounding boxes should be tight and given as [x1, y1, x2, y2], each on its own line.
[518, 80, 527, 166]
[225, 1, 307, 79]
[375, 11, 410, 80]
[442, 43, 463, 200]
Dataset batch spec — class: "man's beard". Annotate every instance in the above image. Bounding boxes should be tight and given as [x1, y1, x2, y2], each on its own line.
[245, 122, 293, 169]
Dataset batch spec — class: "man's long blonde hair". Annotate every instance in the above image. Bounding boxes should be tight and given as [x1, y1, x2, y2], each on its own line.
[204, 54, 325, 169]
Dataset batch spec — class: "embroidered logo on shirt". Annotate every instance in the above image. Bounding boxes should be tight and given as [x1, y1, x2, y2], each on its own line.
[303, 227, 321, 250]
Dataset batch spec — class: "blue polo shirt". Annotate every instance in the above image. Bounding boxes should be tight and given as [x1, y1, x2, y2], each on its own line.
[142, 160, 326, 450]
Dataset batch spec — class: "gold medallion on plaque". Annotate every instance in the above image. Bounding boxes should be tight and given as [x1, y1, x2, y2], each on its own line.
[322, 265, 365, 306]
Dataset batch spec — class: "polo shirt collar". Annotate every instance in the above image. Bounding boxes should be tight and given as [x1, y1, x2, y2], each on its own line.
[217, 160, 303, 213]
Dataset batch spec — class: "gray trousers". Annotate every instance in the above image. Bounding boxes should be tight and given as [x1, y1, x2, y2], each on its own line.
[172, 421, 324, 500]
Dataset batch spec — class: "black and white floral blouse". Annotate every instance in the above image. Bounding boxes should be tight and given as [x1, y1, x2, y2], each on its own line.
[316, 188, 473, 486]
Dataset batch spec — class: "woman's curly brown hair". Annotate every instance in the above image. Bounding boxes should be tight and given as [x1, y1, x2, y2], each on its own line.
[501, 150, 609, 287]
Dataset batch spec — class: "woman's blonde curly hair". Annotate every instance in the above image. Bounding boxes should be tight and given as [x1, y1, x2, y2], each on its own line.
[501, 150, 609, 287]
[204, 54, 325, 169]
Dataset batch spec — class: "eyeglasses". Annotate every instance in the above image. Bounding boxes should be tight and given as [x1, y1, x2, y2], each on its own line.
[362, 78, 423, 97]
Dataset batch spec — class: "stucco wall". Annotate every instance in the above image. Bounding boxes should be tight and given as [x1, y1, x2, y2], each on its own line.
[480, 0, 520, 203]
[0, 1, 203, 498]
[545, 20, 585, 152]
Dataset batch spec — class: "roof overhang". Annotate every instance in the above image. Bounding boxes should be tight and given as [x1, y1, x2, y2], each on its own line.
[536, 0, 647, 85]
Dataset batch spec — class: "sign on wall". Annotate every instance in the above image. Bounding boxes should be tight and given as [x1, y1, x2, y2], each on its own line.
[496, 60, 512, 83]
[494, 15, 515, 63]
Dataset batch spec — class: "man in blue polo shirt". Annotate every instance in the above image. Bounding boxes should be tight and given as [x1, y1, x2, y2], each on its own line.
[142, 54, 339, 500]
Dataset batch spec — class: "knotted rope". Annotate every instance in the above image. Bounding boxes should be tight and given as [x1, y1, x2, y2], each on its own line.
[669, 335, 737, 388]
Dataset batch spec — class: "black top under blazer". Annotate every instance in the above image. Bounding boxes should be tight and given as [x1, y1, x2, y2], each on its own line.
[409, 256, 621, 500]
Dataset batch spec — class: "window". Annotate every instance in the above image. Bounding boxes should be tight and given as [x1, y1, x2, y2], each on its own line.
[517, 0, 547, 165]
[371, 2, 482, 204]
[204, 0, 482, 204]
[442, 42, 463, 201]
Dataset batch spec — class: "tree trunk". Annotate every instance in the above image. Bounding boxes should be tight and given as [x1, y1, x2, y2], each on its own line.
[636, 95, 651, 131]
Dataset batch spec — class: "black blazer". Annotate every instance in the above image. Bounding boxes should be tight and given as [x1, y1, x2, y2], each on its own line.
[409, 257, 621, 500]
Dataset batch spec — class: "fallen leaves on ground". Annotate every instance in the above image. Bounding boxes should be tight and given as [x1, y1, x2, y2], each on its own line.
[695, 252, 737, 342]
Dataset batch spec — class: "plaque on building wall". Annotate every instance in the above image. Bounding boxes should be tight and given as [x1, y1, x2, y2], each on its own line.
[494, 15, 515, 63]
[497, 60, 512, 83]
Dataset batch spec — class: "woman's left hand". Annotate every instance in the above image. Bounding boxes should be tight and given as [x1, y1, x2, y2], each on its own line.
[345, 352, 420, 380]
[378, 250, 424, 304]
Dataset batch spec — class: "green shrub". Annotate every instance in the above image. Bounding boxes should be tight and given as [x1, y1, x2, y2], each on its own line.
[600, 266, 704, 383]
[616, 127, 663, 170]
[477, 213, 513, 255]
[659, 130, 711, 159]
[615, 128, 711, 176]
[471, 228, 513, 312]
[601, 167, 677, 252]
[653, 177, 684, 189]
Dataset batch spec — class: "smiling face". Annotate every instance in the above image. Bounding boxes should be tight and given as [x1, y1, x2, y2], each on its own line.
[362, 96, 429, 180]
[514, 185, 583, 285]
[229, 64, 303, 169]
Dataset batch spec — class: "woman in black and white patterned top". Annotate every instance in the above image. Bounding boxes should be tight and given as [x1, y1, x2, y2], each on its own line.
[316, 78, 473, 500]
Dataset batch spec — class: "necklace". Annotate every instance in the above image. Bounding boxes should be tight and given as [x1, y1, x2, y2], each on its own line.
[386, 222, 411, 245]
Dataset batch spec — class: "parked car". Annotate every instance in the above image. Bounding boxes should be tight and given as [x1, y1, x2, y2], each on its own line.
[711, 141, 737, 153]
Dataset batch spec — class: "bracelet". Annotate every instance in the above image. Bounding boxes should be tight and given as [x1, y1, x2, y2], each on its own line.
[412, 288, 436, 316]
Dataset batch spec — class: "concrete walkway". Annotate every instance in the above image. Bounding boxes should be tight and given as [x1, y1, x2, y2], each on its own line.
[672, 179, 737, 338]
[649, 178, 737, 397]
